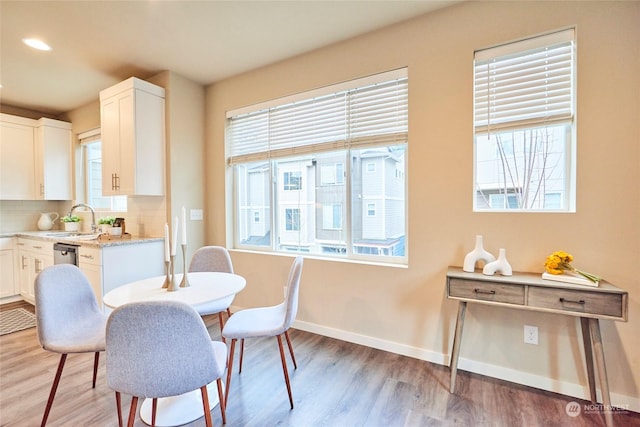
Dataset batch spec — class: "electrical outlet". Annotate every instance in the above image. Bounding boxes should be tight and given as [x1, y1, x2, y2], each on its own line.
[524, 325, 539, 345]
[190, 209, 203, 221]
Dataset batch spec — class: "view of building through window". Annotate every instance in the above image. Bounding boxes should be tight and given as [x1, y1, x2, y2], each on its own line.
[475, 124, 569, 209]
[235, 146, 406, 258]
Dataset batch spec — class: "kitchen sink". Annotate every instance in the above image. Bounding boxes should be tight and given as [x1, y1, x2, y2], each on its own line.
[45, 231, 101, 240]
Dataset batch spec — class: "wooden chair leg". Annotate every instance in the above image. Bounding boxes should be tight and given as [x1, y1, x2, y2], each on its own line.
[152, 398, 158, 426]
[218, 312, 226, 343]
[115, 392, 123, 427]
[239, 338, 245, 373]
[225, 338, 236, 408]
[200, 386, 213, 427]
[216, 377, 226, 424]
[284, 330, 297, 369]
[92, 352, 100, 388]
[226, 308, 232, 318]
[277, 335, 294, 409]
[218, 312, 225, 330]
[41, 353, 67, 427]
[127, 396, 138, 427]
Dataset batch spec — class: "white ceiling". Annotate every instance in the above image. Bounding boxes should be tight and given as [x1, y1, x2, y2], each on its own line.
[0, 0, 457, 116]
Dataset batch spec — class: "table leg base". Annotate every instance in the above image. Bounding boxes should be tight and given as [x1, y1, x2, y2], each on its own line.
[139, 381, 220, 426]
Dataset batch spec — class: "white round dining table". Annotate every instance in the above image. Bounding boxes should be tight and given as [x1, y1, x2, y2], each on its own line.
[103, 271, 246, 427]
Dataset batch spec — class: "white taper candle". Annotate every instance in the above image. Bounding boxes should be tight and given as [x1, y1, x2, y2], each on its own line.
[164, 223, 170, 262]
[171, 216, 178, 256]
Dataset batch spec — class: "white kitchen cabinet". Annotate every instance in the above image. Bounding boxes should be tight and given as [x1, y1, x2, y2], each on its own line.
[0, 114, 35, 199]
[77, 246, 103, 307]
[78, 240, 164, 311]
[0, 237, 18, 298]
[16, 238, 54, 304]
[0, 113, 72, 200]
[100, 77, 165, 196]
[35, 118, 73, 200]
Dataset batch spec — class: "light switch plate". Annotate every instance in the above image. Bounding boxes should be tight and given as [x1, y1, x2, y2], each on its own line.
[190, 209, 203, 221]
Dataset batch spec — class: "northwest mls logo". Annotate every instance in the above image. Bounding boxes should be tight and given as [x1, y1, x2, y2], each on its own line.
[566, 401, 581, 417]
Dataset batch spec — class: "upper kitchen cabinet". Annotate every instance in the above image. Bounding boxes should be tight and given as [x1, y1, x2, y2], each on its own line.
[100, 77, 165, 196]
[0, 114, 35, 199]
[35, 118, 73, 200]
[0, 113, 72, 200]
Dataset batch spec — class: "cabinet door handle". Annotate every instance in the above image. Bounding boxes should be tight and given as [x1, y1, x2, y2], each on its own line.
[35, 258, 42, 273]
[115, 174, 120, 191]
[40, 183, 45, 196]
[21, 256, 27, 269]
[559, 297, 585, 305]
[33, 245, 43, 249]
[474, 288, 496, 295]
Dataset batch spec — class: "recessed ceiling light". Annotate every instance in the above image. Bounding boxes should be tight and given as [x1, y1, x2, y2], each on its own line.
[23, 38, 52, 51]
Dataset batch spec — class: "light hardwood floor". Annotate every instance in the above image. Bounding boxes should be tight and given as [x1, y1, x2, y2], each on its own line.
[1, 301, 639, 426]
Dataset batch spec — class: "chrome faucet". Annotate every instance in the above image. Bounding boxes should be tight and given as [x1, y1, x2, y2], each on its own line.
[68, 203, 97, 233]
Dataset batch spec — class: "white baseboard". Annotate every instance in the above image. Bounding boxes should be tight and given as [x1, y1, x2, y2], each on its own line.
[0, 295, 24, 305]
[290, 318, 640, 414]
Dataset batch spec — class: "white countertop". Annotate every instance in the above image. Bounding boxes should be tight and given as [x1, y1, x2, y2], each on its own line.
[1, 230, 163, 248]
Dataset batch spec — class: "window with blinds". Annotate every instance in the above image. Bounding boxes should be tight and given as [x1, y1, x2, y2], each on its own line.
[227, 69, 408, 262]
[473, 29, 576, 212]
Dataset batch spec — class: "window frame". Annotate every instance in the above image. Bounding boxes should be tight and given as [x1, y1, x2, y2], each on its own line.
[227, 69, 408, 264]
[472, 28, 576, 213]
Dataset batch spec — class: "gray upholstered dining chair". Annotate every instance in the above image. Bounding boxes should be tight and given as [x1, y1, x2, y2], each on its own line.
[222, 256, 303, 410]
[34, 264, 107, 427]
[189, 246, 235, 335]
[106, 300, 227, 427]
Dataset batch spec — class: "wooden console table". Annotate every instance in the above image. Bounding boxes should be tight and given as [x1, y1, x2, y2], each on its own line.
[446, 266, 628, 427]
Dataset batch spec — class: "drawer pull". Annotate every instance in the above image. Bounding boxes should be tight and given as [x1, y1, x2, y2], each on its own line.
[560, 297, 585, 305]
[80, 254, 94, 260]
[474, 289, 496, 295]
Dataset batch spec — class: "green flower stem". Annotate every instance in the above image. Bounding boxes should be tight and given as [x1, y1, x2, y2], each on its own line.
[572, 267, 601, 283]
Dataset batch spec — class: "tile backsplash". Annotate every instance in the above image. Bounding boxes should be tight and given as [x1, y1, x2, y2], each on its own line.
[0, 200, 68, 233]
[0, 198, 166, 237]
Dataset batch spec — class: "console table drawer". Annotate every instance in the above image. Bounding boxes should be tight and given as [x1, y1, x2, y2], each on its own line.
[449, 279, 525, 305]
[528, 287, 623, 318]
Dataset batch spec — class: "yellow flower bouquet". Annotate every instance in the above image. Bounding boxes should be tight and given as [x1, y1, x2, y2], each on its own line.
[544, 251, 601, 283]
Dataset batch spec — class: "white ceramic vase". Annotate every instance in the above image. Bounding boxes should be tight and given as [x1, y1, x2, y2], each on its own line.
[463, 235, 496, 272]
[482, 248, 513, 276]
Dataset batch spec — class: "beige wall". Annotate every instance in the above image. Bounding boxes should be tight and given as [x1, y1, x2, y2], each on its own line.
[150, 71, 207, 270]
[205, 1, 640, 408]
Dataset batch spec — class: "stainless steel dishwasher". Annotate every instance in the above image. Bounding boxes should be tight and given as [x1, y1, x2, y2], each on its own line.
[53, 242, 80, 266]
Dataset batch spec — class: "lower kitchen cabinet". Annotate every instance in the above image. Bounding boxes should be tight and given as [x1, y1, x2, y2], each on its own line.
[77, 246, 103, 306]
[0, 237, 17, 298]
[16, 238, 54, 304]
[11, 236, 163, 309]
[78, 241, 164, 310]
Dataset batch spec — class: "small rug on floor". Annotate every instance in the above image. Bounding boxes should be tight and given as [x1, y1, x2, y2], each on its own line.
[0, 308, 36, 336]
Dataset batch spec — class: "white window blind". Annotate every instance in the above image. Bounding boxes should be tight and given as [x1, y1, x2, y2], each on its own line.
[474, 29, 575, 133]
[228, 69, 407, 165]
